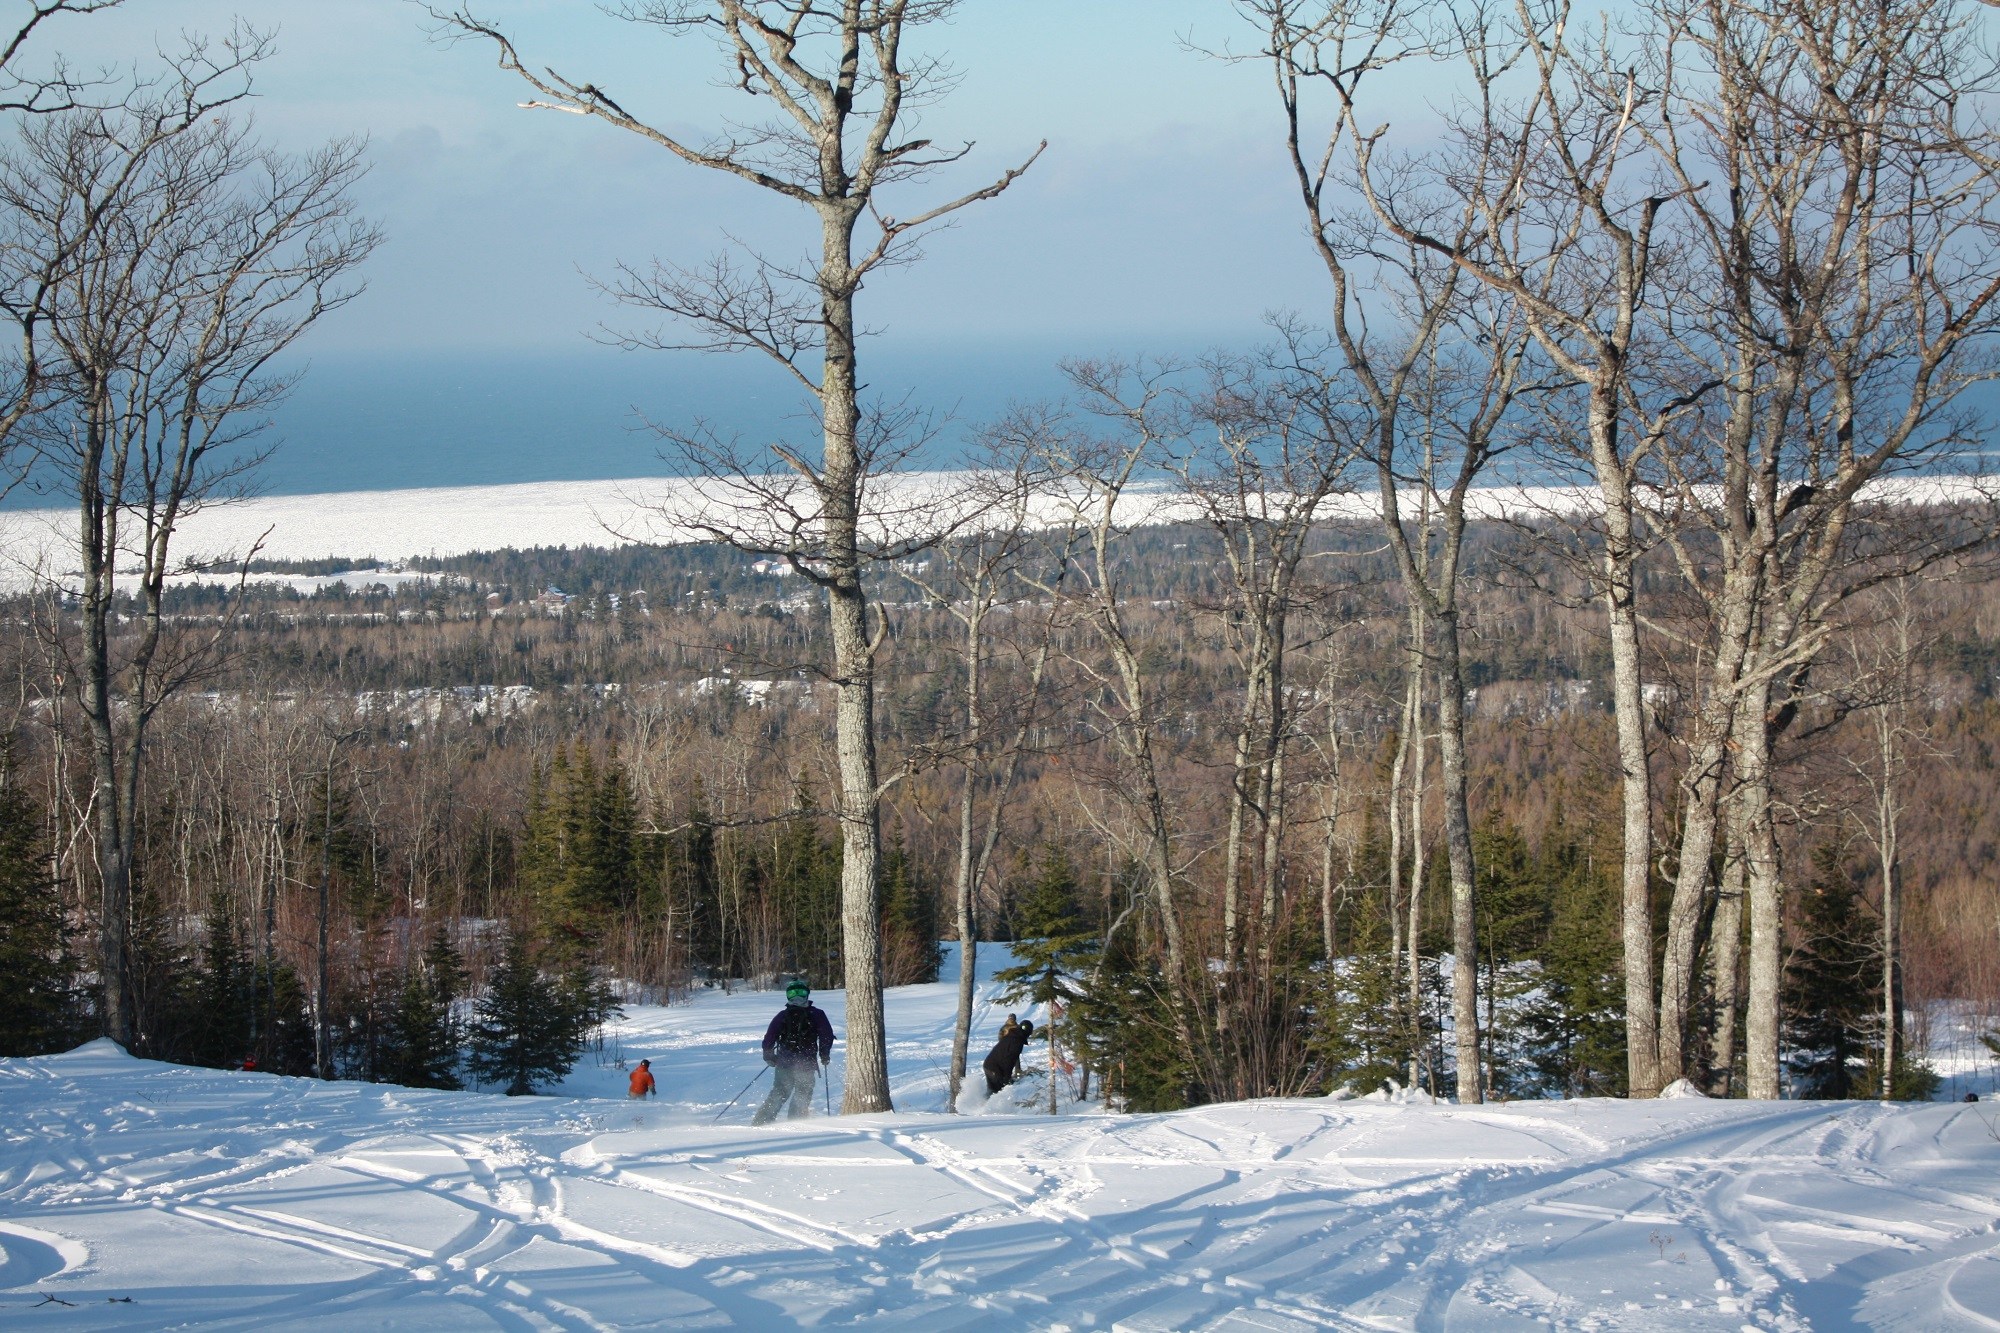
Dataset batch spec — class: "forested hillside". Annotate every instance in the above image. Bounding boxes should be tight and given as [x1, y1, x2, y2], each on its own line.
[5, 513, 1993, 1105]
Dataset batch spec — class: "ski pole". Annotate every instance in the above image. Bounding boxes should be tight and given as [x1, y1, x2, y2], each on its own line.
[714, 1064, 769, 1122]
[821, 1058, 832, 1116]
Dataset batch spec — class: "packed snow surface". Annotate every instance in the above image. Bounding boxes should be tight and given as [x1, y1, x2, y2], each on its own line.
[4, 952, 2000, 1330]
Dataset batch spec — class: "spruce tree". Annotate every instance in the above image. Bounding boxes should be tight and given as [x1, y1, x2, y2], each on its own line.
[669, 781, 721, 980]
[382, 927, 465, 1090]
[466, 931, 607, 1095]
[995, 845, 1097, 1013]
[189, 891, 254, 1069]
[1518, 806, 1627, 1097]
[996, 846, 1099, 1108]
[249, 959, 316, 1075]
[128, 884, 197, 1062]
[576, 753, 640, 916]
[769, 791, 840, 984]
[1785, 846, 1874, 1099]
[880, 838, 942, 986]
[0, 777, 87, 1057]
[1469, 815, 1558, 1099]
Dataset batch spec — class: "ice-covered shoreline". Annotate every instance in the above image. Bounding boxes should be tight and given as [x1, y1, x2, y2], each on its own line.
[0, 472, 1989, 593]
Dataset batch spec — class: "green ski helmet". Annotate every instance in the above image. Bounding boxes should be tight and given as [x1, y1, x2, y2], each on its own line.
[785, 978, 810, 1004]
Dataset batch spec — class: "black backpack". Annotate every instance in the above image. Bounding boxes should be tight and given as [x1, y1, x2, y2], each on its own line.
[775, 1005, 818, 1059]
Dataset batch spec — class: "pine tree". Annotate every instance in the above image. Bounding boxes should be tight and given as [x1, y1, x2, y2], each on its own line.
[189, 891, 254, 1069]
[305, 771, 376, 921]
[248, 958, 316, 1075]
[996, 846, 1099, 1108]
[1517, 806, 1627, 1097]
[880, 837, 942, 985]
[575, 752, 639, 916]
[768, 790, 841, 984]
[1072, 908, 1193, 1112]
[382, 926, 465, 1090]
[667, 781, 721, 980]
[1309, 911, 1415, 1098]
[1785, 846, 1874, 1099]
[466, 930, 602, 1095]
[996, 845, 1097, 1012]
[1468, 814, 1560, 1099]
[0, 775, 88, 1056]
[128, 883, 197, 1062]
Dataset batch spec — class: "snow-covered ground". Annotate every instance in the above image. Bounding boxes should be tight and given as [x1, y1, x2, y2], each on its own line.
[5, 948, 2000, 1330]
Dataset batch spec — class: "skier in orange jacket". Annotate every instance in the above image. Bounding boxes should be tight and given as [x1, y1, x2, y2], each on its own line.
[628, 1059, 656, 1098]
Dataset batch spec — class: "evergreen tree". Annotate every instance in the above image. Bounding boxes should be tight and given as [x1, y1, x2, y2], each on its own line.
[189, 891, 254, 1069]
[466, 930, 604, 1095]
[305, 771, 376, 920]
[333, 925, 400, 1082]
[1070, 907, 1192, 1112]
[0, 776, 88, 1056]
[668, 781, 721, 980]
[1517, 806, 1627, 1097]
[996, 845, 1100, 1106]
[995, 845, 1097, 1013]
[768, 790, 841, 984]
[248, 958, 316, 1075]
[880, 837, 942, 985]
[381, 927, 465, 1090]
[1303, 804, 1422, 1099]
[575, 751, 640, 916]
[128, 883, 198, 1062]
[1310, 932, 1420, 1098]
[1785, 845, 1874, 1099]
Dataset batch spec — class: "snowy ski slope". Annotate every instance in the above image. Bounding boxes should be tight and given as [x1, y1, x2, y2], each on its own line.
[3, 948, 1999, 1330]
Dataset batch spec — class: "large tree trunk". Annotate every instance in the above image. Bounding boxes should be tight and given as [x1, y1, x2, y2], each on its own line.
[1221, 676, 1260, 969]
[1877, 748, 1900, 1101]
[1706, 787, 1747, 1096]
[947, 604, 985, 1107]
[818, 262, 891, 1114]
[1739, 677, 1783, 1100]
[82, 418, 135, 1051]
[1432, 607, 1481, 1102]
[1387, 650, 1414, 1055]
[1407, 673, 1431, 1091]
[1655, 577, 1758, 1085]
[1590, 388, 1660, 1099]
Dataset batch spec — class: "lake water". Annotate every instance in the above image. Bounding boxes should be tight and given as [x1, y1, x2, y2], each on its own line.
[3, 341, 1099, 506]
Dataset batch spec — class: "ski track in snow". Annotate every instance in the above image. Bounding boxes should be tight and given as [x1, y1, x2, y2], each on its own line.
[4, 962, 1999, 1329]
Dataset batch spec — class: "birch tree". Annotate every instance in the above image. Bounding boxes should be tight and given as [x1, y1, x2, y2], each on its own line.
[1639, 0, 2000, 1096]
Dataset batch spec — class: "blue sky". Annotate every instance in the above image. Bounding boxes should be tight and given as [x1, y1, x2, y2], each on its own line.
[43, 1, 1325, 353]
[18, 1, 1346, 491]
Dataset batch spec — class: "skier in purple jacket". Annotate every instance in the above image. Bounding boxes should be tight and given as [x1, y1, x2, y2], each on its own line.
[753, 978, 836, 1124]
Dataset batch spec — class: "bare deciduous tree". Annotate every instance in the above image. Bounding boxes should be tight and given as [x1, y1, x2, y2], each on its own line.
[895, 434, 1065, 1107]
[430, 0, 1041, 1113]
[0, 36, 377, 1047]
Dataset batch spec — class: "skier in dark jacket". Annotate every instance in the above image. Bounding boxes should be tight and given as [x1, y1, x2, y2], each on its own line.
[982, 1018, 1035, 1096]
[754, 979, 836, 1124]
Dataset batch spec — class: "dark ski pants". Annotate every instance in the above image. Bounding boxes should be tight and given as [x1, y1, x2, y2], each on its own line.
[753, 1062, 816, 1124]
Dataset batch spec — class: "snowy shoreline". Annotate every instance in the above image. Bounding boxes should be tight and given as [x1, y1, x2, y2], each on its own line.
[0, 473, 1989, 593]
